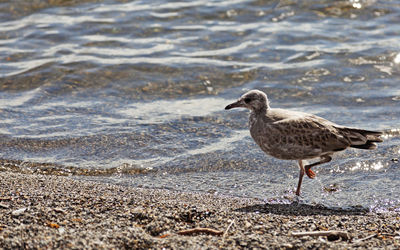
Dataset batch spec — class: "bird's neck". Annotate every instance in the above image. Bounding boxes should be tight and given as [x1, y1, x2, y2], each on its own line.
[252, 106, 268, 116]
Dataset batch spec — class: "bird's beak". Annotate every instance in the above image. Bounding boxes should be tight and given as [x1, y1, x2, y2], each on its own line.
[225, 100, 244, 110]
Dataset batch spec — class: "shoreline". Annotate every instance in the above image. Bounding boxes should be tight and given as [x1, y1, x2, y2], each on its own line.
[0, 172, 399, 249]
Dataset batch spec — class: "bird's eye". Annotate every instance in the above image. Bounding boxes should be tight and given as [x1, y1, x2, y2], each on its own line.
[244, 98, 251, 103]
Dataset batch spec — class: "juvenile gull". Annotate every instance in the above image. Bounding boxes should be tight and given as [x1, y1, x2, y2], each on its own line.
[225, 90, 383, 196]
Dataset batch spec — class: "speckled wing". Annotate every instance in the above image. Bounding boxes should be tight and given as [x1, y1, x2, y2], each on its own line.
[250, 111, 351, 160]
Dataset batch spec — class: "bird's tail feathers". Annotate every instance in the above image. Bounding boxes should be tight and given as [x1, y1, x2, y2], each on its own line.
[340, 127, 383, 150]
[350, 141, 378, 150]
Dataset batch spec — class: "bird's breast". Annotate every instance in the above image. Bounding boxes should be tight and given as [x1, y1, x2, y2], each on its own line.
[249, 118, 275, 153]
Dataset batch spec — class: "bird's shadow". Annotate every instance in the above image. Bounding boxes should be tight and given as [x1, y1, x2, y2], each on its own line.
[235, 202, 369, 216]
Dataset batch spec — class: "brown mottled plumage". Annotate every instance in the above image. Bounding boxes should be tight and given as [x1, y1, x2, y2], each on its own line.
[225, 90, 383, 196]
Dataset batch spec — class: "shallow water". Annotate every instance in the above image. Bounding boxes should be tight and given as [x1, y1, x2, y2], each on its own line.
[1, 0, 400, 211]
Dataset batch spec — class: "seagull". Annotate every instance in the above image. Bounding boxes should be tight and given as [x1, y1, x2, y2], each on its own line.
[225, 89, 383, 196]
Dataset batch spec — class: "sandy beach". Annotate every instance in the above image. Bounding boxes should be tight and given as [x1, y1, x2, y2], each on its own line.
[0, 171, 399, 249]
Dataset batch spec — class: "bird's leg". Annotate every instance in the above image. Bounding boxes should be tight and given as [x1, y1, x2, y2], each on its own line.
[304, 155, 332, 179]
[296, 160, 305, 196]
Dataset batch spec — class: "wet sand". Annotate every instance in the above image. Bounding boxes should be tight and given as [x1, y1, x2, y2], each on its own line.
[0, 172, 399, 249]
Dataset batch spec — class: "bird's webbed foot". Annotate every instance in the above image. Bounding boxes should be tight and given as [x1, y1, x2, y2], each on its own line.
[305, 167, 316, 179]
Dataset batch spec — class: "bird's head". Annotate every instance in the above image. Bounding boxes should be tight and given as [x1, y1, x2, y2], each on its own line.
[225, 90, 270, 112]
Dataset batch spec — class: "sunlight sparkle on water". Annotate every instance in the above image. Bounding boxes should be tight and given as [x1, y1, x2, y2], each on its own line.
[370, 198, 400, 213]
[350, 161, 385, 171]
[382, 128, 400, 139]
[350, 0, 362, 9]
[394, 53, 400, 64]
